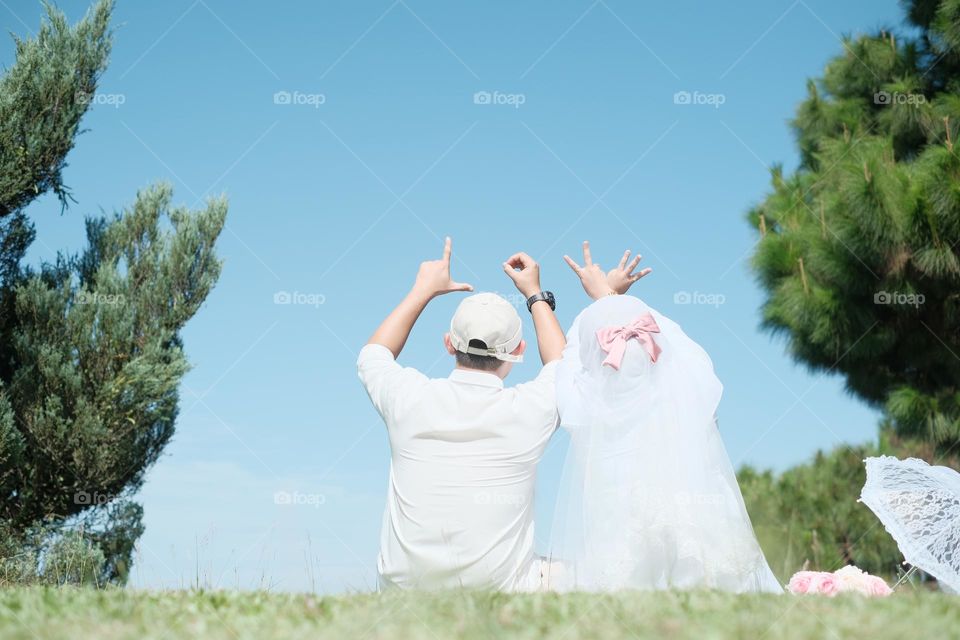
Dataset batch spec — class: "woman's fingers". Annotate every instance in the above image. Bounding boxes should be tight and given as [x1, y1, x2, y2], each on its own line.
[563, 255, 582, 275]
[631, 267, 653, 281]
[618, 249, 631, 270]
[582, 240, 593, 265]
[625, 254, 642, 274]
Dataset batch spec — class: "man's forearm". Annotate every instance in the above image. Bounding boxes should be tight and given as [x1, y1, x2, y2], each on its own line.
[530, 301, 565, 364]
[367, 289, 431, 359]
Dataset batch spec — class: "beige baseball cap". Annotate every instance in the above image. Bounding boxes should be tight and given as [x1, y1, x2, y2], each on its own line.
[449, 293, 523, 363]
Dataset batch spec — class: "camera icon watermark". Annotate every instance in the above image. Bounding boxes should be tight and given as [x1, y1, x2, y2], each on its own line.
[673, 90, 725, 109]
[273, 290, 326, 307]
[874, 291, 925, 308]
[673, 290, 726, 307]
[473, 90, 526, 109]
[273, 90, 326, 108]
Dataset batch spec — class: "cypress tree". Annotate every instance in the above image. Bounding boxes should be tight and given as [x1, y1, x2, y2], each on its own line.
[0, 1, 226, 584]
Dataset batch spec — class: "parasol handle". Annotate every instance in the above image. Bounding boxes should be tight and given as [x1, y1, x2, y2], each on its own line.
[892, 565, 918, 591]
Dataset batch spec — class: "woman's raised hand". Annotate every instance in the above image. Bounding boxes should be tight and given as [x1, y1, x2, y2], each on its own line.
[606, 248, 652, 294]
[563, 241, 615, 300]
[563, 241, 651, 299]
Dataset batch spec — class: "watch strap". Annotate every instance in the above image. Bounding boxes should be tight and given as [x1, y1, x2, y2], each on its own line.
[525, 291, 555, 313]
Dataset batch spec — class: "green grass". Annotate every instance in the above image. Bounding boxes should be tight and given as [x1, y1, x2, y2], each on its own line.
[0, 588, 957, 639]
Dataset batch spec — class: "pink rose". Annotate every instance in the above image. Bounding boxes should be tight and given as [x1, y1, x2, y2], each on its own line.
[814, 573, 840, 596]
[867, 575, 893, 597]
[787, 571, 818, 594]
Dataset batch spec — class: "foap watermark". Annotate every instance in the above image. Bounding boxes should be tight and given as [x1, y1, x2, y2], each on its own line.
[874, 291, 925, 308]
[273, 490, 326, 508]
[76, 91, 126, 109]
[74, 490, 114, 506]
[873, 91, 926, 106]
[493, 291, 528, 310]
[473, 90, 526, 109]
[273, 90, 326, 108]
[76, 291, 125, 306]
[673, 290, 726, 307]
[675, 491, 724, 506]
[473, 491, 525, 506]
[274, 290, 326, 307]
[673, 90, 725, 109]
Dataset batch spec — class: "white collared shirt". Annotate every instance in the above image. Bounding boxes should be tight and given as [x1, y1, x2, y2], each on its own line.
[357, 343, 559, 591]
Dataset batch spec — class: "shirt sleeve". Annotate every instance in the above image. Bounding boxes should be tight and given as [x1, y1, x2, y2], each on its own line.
[514, 360, 560, 430]
[357, 343, 429, 423]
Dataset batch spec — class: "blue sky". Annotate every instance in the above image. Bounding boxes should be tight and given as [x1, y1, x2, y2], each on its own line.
[3, 0, 906, 592]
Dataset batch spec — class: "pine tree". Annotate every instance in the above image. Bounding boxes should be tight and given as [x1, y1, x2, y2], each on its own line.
[748, 0, 960, 451]
[0, 1, 226, 584]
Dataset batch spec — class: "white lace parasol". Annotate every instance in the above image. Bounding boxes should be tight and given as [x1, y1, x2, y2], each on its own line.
[860, 456, 960, 593]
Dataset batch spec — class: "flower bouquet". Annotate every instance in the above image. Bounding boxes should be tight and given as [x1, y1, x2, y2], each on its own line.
[787, 565, 893, 597]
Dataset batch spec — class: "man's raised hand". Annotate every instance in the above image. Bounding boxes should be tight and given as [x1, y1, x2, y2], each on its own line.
[502, 252, 542, 298]
[412, 237, 474, 299]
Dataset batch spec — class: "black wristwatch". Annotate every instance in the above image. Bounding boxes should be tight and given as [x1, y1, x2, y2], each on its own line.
[526, 291, 556, 313]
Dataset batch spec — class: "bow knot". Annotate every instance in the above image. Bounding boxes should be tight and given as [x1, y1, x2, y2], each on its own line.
[595, 313, 662, 370]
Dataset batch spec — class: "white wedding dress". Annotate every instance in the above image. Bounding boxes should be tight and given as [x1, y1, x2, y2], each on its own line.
[547, 295, 782, 593]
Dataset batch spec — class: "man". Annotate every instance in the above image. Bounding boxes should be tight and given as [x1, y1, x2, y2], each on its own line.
[357, 237, 565, 591]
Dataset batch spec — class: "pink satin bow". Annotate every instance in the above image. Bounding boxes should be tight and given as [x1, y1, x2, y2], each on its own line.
[595, 313, 662, 370]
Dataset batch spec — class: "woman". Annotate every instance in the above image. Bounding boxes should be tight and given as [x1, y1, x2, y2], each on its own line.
[546, 242, 781, 593]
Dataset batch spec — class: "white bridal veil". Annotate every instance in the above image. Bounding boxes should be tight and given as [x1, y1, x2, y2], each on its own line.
[548, 295, 781, 593]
